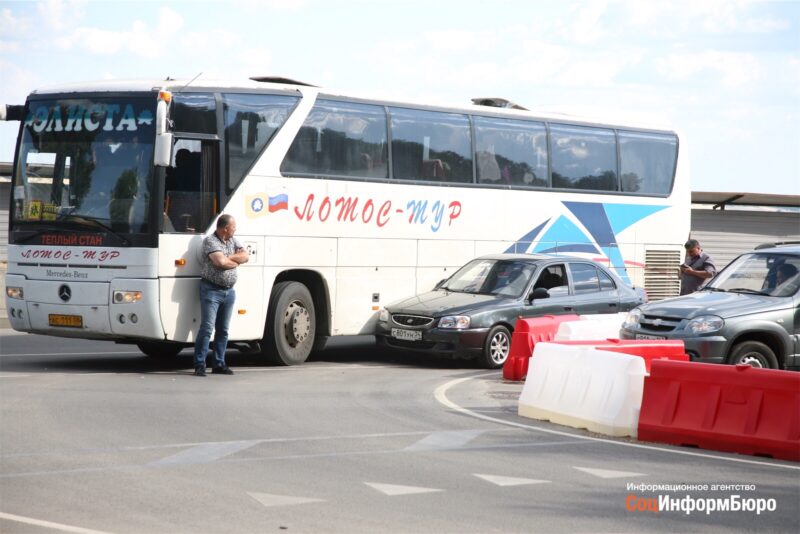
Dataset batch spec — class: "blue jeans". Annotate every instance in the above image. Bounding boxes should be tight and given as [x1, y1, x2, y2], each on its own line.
[194, 279, 236, 369]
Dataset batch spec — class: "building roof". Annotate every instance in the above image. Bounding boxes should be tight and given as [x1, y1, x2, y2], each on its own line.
[692, 191, 800, 209]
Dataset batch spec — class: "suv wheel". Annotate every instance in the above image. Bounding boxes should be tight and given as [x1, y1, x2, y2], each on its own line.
[727, 341, 779, 369]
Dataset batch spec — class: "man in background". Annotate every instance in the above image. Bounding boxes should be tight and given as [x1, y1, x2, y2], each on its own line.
[680, 239, 717, 295]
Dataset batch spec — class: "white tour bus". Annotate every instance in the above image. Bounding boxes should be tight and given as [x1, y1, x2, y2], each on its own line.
[2, 77, 689, 365]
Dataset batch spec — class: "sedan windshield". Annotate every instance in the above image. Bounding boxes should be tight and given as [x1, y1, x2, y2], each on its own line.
[443, 259, 536, 297]
[707, 252, 800, 297]
[12, 96, 156, 235]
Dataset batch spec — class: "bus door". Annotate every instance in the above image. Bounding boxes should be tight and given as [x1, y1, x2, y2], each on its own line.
[163, 138, 219, 233]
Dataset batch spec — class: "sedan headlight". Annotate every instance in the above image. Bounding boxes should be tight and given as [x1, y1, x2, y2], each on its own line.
[686, 315, 724, 334]
[378, 308, 389, 323]
[438, 315, 470, 329]
[623, 308, 642, 328]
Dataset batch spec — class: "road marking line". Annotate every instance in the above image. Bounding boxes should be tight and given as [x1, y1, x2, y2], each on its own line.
[150, 440, 260, 466]
[248, 492, 325, 507]
[573, 466, 646, 479]
[404, 430, 485, 451]
[473, 473, 551, 486]
[434, 373, 800, 471]
[0, 351, 141, 357]
[365, 482, 443, 496]
[0, 511, 111, 534]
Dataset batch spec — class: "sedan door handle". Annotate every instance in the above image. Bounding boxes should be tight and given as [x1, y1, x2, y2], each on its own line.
[563, 306, 573, 311]
[609, 303, 618, 307]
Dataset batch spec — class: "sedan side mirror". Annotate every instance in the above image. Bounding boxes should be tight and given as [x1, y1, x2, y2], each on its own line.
[529, 287, 550, 301]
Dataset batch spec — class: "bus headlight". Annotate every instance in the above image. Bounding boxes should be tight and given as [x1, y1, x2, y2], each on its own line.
[6, 286, 24, 300]
[113, 290, 142, 304]
[686, 315, 724, 334]
[439, 316, 470, 329]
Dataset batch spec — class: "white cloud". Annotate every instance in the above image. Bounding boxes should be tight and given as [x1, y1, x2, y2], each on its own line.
[0, 40, 20, 53]
[51, 6, 185, 59]
[656, 50, 762, 87]
[36, 0, 87, 32]
[562, 0, 610, 44]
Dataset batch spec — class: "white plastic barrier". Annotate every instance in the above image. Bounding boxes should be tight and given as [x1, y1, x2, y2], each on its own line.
[517, 342, 647, 437]
[553, 312, 629, 341]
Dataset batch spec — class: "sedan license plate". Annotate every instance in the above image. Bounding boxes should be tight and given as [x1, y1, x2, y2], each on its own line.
[391, 328, 422, 341]
[636, 333, 666, 340]
[49, 314, 83, 328]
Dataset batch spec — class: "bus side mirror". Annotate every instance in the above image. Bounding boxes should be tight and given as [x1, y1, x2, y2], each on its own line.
[153, 98, 172, 167]
[154, 133, 173, 167]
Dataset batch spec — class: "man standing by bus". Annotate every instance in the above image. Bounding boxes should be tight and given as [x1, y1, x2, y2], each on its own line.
[679, 239, 717, 295]
[194, 214, 249, 376]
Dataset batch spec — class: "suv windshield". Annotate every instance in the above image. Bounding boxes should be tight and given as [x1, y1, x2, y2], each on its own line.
[12, 96, 156, 235]
[707, 252, 800, 297]
[443, 259, 535, 297]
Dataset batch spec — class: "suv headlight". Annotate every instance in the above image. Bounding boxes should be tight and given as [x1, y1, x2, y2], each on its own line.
[623, 308, 642, 328]
[686, 315, 724, 334]
[378, 308, 389, 323]
[438, 315, 470, 329]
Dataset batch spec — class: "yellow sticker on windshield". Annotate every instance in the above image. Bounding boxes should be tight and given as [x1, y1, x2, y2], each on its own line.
[42, 203, 57, 221]
[26, 200, 42, 220]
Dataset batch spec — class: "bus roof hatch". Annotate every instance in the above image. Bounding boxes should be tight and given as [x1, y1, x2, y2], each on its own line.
[471, 97, 528, 111]
[250, 76, 317, 87]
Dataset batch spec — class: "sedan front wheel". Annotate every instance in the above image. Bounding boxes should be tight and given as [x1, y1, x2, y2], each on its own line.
[481, 325, 511, 369]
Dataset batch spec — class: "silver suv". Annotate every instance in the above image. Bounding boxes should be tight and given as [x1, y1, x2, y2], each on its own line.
[620, 245, 800, 369]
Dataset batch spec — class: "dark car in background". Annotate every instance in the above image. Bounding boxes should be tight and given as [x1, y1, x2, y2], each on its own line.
[621, 245, 800, 370]
[376, 254, 647, 368]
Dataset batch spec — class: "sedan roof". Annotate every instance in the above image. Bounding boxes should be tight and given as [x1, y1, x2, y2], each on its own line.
[475, 253, 589, 263]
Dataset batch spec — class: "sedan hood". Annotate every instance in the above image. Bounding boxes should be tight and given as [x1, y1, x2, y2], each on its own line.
[640, 290, 789, 319]
[386, 290, 510, 317]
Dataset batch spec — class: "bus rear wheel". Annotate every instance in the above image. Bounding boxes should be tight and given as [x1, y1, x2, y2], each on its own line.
[263, 281, 316, 365]
[137, 341, 184, 358]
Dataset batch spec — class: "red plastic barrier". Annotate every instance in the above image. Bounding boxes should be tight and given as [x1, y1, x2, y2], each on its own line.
[503, 314, 579, 381]
[638, 360, 800, 462]
[553, 339, 689, 372]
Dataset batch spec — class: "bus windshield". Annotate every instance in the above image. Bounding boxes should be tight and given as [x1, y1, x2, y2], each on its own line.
[12, 96, 156, 236]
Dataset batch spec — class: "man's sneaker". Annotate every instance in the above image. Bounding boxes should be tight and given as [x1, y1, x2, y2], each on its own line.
[213, 366, 234, 375]
[194, 367, 207, 377]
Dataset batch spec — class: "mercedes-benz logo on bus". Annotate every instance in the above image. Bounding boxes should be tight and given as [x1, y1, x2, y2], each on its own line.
[58, 284, 72, 302]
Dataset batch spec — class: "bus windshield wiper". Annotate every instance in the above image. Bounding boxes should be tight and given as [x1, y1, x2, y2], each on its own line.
[61, 215, 130, 245]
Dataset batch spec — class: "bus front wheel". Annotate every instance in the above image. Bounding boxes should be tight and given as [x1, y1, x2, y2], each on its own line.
[263, 281, 316, 365]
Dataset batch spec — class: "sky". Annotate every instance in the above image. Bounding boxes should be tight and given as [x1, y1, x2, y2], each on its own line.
[0, 0, 798, 195]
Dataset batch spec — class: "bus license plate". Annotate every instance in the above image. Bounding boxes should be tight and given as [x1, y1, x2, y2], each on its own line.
[49, 314, 83, 328]
[636, 333, 666, 340]
[391, 328, 422, 341]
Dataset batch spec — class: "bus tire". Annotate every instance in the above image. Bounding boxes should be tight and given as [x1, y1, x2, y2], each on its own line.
[137, 341, 184, 358]
[263, 281, 316, 365]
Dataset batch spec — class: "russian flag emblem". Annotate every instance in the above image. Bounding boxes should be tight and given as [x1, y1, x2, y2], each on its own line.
[268, 194, 289, 212]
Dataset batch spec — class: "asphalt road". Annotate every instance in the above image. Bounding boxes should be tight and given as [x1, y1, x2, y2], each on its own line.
[0, 331, 798, 533]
